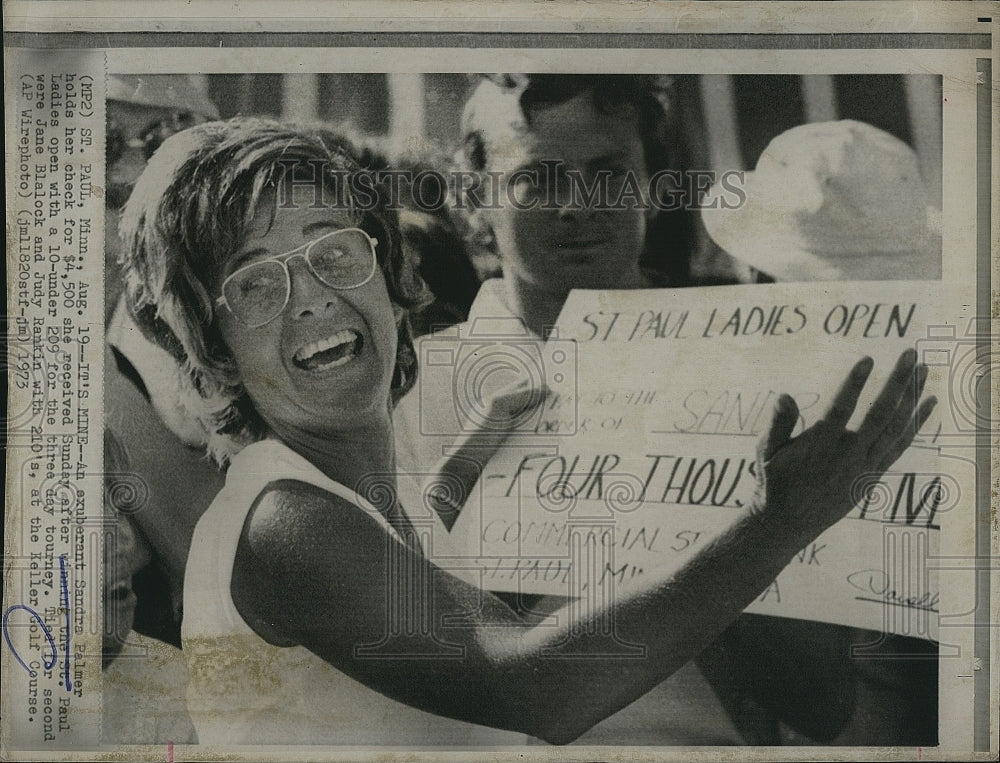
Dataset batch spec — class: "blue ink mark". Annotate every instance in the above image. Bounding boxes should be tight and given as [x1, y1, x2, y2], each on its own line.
[2, 555, 71, 691]
[60, 555, 72, 691]
[2, 605, 57, 677]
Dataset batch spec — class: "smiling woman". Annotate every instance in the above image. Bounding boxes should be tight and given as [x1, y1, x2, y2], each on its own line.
[213, 189, 400, 451]
[120, 120, 427, 466]
[117, 117, 935, 746]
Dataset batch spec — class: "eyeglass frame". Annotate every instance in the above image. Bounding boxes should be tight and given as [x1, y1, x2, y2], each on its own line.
[215, 227, 380, 328]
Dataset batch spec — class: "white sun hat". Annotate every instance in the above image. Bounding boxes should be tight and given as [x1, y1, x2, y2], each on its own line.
[701, 119, 941, 282]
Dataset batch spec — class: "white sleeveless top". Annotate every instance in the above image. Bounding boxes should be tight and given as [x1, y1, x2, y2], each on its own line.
[182, 438, 529, 746]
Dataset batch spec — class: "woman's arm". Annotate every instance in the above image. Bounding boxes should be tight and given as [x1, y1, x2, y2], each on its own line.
[231, 352, 933, 744]
[233, 478, 805, 742]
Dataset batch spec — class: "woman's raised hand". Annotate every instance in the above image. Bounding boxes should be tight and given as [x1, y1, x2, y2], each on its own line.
[479, 377, 550, 433]
[751, 349, 936, 544]
[428, 379, 549, 529]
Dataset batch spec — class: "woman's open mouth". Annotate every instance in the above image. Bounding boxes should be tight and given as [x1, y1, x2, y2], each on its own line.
[293, 329, 364, 372]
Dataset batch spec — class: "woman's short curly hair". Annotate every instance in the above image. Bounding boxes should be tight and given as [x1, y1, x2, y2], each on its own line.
[118, 117, 431, 466]
[458, 74, 696, 287]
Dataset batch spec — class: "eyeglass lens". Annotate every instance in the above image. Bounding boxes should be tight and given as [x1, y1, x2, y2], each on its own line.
[223, 230, 376, 326]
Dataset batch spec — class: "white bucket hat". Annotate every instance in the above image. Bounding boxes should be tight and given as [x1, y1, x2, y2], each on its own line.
[701, 119, 941, 281]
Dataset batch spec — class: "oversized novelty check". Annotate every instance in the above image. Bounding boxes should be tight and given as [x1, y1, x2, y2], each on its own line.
[427, 281, 971, 641]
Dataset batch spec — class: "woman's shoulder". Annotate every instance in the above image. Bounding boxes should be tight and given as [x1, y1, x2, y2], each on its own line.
[241, 477, 367, 556]
[231, 476, 404, 647]
[221, 440, 406, 619]
[222, 439, 387, 520]
[194, 439, 335, 551]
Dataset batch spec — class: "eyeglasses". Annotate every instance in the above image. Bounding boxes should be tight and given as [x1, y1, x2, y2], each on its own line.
[216, 228, 379, 327]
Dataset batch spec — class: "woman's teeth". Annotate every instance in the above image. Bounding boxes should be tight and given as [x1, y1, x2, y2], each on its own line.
[293, 330, 363, 371]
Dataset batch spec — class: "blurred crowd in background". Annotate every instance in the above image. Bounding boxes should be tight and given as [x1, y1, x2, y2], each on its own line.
[107, 72, 942, 334]
[100, 71, 942, 746]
